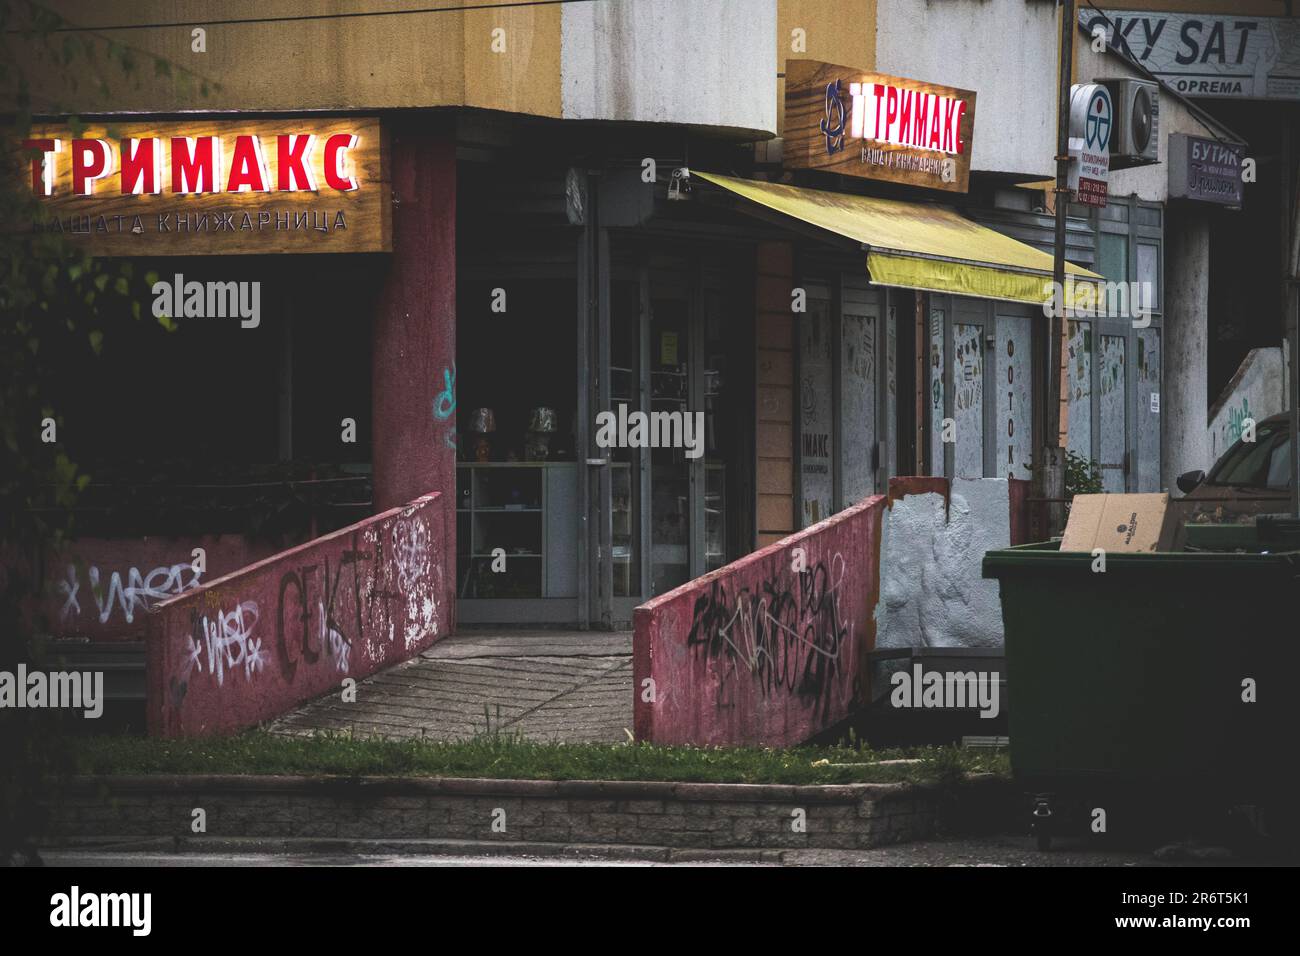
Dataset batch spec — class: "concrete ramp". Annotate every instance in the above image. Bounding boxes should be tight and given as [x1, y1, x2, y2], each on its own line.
[270, 630, 632, 743]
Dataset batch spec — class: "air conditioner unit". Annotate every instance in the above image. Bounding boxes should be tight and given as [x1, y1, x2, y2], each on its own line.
[1099, 78, 1159, 168]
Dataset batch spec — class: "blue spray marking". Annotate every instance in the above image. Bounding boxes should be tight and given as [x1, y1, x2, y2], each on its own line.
[434, 363, 457, 449]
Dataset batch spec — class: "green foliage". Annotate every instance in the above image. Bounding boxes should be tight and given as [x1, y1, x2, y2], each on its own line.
[0, 4, 177, 556]
[69, 732, 1011, 787]
[1064, 448, 1103, 500]
[0, 0, 213, 862]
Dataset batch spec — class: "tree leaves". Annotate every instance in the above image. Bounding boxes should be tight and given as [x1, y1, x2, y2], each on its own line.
[0, 0, 206, 567]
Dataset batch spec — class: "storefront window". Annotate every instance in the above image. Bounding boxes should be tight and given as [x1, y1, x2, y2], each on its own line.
[1099, 334, 1127, 492]
[610, 279, 641, 597]
[952, 322, 984, 479]
[703, 286, 729, 572]
[883, 301, 898, 486]
[599, 256, 748, 608]
[649, 296, 691, 595]
[1066, 319, 1093, 465]
[839, 290, 878, 506]
[1137, 329, 1161, 492]
[995, 313, 1032, 480]
[798, 289, 834, 527]
[1136, 242, 1161, 313]
[455, 277, 579, 603]
[1074, 195, 1164, 492]
[929, 307, 945, 476]
[928, 295, 1039, 482]
[1097, 233, 1129, 286]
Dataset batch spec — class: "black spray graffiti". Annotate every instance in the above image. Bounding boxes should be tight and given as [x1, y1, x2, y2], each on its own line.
[276, 531, 394, 681]
[166, 516, 437, 716]
[684, 553, 856, 722]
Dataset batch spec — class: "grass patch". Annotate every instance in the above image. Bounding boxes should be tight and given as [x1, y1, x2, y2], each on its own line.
[68, 732, 1009, 786]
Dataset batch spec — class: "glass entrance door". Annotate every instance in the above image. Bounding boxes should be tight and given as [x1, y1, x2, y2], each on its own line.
[602, 260, 736, 619]
[951, 301, 987, 479]
[648, 287, 692, 596]
[609, 278, 642, 605]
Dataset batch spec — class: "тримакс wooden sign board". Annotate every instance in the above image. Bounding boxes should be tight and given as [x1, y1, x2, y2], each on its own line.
[785, 60, 976, 193]
[19, 116, 390, 255]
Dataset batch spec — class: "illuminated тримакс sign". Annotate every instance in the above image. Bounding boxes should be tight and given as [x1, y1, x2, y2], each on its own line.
[19, 117, 389, 255]
[784, 59, 977, 193]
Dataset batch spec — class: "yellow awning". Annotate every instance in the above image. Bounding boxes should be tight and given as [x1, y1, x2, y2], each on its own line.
[695, 171, 1103, 309]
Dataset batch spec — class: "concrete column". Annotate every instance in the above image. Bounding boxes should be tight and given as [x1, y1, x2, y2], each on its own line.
[373, 123, 456, 623]
[1162, 205, 1211, 490]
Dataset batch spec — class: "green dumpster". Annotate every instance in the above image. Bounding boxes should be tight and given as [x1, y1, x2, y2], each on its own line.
[983, 540, 1299, 847]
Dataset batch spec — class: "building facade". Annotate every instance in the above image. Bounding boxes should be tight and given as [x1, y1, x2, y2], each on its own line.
[13, 0, 1278, 647]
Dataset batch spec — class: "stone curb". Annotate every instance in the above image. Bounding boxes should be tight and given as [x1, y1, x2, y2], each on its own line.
[50, 773, 1010, 852]
[63, 774, 938, 803]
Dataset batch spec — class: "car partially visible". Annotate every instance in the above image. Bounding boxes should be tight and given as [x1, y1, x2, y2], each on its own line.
[1175, 412, 1292, 524]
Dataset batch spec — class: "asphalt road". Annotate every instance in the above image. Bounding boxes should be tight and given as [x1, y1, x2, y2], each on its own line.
[41, 834, 1253, 867]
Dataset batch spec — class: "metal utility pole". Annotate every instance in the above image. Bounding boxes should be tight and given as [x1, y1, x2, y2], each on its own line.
[1290, 278, 1298, 518]
[1042, 0, 1076, 521]
[1284, 125, 1299, 518]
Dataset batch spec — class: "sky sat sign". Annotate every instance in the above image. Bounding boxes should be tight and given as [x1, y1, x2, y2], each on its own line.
[784, 59, 976, 193]
[1068, 84, 1111, 207]
[1080, 10, 1300, 100]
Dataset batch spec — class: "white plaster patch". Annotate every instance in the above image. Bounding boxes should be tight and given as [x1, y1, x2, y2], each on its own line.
[875, 478, 1011, 651]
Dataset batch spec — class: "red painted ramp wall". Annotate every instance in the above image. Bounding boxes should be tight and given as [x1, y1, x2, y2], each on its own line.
[147, 492, 446, 737]
[634, 494, 885, 747]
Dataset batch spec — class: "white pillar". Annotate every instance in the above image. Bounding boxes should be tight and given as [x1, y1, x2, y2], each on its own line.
[1162, 207, 1212, 489]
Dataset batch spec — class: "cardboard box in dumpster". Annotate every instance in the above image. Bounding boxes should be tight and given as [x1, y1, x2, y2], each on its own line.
[1059, 493, 1178, 553]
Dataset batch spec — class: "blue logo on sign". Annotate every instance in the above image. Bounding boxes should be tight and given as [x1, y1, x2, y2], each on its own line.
[1086, 89, 1112, 151]
[821, 80, 846, 155]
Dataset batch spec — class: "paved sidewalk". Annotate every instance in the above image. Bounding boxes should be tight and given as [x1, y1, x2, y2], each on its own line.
[269, 630, 633, 743]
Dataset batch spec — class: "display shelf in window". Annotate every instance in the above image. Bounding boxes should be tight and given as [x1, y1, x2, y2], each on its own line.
[455, 463, 578, 602]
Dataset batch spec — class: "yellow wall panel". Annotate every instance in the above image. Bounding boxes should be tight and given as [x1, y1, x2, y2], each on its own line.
[776, 0, 877, 135]
[462, 1, 561, 118]
[18, 1, 560, 118]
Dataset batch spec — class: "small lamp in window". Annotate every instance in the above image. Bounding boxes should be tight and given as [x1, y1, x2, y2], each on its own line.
[525, 406, 557, 461]
[469, 408, 496, 462]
